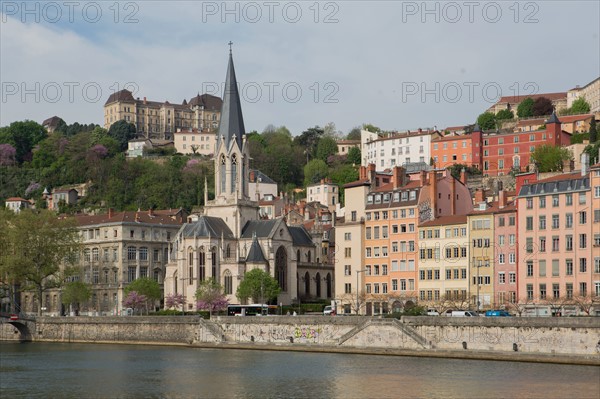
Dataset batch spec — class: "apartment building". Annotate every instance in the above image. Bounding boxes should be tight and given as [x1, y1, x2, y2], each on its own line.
[360, 166, 473, 315]
[591, 163, 600, 301]
[568, 77, 600, 116]
[361, 129, 441, 169]
[104, 90, 222, 140]
[307, 179, 339, 210]
[517, 170, 593, 314]
[431, 129, 483, 169]
[482, 113, 571, 176]
[418, 215, 469, 309]
[173, 128, 216, 156]
[492, 192, 518, 307]
[19, 209, 186, 316]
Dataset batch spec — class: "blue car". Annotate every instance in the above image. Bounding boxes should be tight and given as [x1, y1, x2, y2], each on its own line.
[485, 310, 511, 317]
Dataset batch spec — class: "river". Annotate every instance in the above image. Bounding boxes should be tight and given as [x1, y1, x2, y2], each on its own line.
[1, 342, 599, 398]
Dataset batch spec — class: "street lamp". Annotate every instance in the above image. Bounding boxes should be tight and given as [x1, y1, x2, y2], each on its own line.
[356, 269, 367, 315]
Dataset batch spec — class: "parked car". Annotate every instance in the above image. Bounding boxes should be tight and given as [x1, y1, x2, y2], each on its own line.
[323, 306, 335, 316]
[427, 309, 440, 316]
[450, 311, 479, 317]
[485, 310, 511, 317]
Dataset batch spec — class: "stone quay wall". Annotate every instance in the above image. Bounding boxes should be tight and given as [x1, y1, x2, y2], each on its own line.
[2, 316, 599, 364]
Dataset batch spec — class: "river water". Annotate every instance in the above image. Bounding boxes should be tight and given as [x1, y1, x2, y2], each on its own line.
[1, 342, 599, 398]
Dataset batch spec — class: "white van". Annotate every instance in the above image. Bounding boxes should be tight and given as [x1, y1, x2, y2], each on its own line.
[450, 311, 479, 317]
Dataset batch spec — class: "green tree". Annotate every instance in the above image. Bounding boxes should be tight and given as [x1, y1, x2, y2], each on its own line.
[1, 209, 81, 315]
[303, 159, 329, 186]
[294, 126, 324, 160]
[583, 141, 600, 165]
[61, 281, 92, 314]
[316, 135, 338, 163]
[0, 120, 47, 164]
[571, 97, 591, 114]
[124, 277, 161, 311]
[476, 112, 496, 131]
[346, 126, 361, 140]
[530, 145, 573, 172]
[195, 278, 228, 317]
[362, 123, 381, 133]
[107, 120, 137, 152]
[495, 109, 514, 120]
[347, 146, 361, 165]
[236, 268, 280, 304]
[532, 97, 553, 116]
[447, 163, 482, 180]
[517, 97, 534, 118]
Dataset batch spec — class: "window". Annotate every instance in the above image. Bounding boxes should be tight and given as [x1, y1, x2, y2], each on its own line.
[566, 283, 573, 299]
[526, 198, 533, 209]
[509, 253, 516, 264]
[580, 234, 587, 249]
[579, 193, 586, 205]
[566, 213, 573, 228]
[566, 259, 573, 276]
[526, 237, 533, 253]
[539, 216, 546, 230]
[539, 237, 546, 252]
[345, 283, 352, 294]
[498, 217, 505, 227]
[139, 247, 148, 261]
[509, 272, 516, 284]
[552, 195, 559, 207]
[552, 214, 559, 229]
[539, 196, 546, 208]
[392, 279, 398, 291]
[499, 273, 505, 284]
[552, 236, 560, 252]
[344, 265, 351, 276]
[526, 284, 533, 300]
[580, 282, 587, 297]
[345, 248, 351, 258]
[526, 217, 533, 230]
[526, 261, 533, 277]
[580, 211, 587, 225]
[539, 284, 546, 300]
[552, 260, 559, 277]
[127, 246, 137, 260]
[566, 235, 573, 251]
[344, 232, 351, 240]
[552, 283, 560, 299]
[565, 192, 575, 206]
[580, 258, 587, 273]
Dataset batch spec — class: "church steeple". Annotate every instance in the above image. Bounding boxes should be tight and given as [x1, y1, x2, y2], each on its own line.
[217, 45, 246, 151]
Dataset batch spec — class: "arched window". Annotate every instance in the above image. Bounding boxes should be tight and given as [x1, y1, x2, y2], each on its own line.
[316, 272, 321, 298]
[224, 270, 233, 295]
[304, 271, 310, 296]
[174, 271, 178, 294]
[211, 246, 217, 280]
[199, 247, 206, 281]
[275, 246, 287, 291]
[226, 244, 231, 258]
[307, 251, 311, 263]
[84, 248, 91, 262]
[326, 273, 332, 298]
[92, 248, 99, 261]
[231, 155, 237, 194]
[220, 155, 226, 194]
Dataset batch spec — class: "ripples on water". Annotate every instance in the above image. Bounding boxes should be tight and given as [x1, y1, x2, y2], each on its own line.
[1, 342, 599, 398]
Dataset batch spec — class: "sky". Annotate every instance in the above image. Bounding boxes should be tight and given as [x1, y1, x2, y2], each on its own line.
[1, 1, 599, 136]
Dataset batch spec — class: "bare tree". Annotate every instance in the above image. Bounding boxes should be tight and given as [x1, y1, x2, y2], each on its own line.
[507, 296, 535, 317]
[571, 295, 600, 316]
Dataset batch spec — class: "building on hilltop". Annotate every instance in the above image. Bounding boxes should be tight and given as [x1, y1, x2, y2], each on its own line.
[164, 51, 334, 309]
[104, 90, 222, 141]
[486, 92, 568, 115]
[567, 77, 600, 117]
[361, 128, 441, 169]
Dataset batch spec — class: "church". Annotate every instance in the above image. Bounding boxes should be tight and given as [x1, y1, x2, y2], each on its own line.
[164, 50, 335, 309]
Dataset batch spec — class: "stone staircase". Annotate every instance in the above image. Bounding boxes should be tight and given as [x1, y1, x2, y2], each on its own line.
[337, 318, 430, 349]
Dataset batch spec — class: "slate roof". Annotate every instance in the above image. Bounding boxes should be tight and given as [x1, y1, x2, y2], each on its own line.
[518, 173, 590, 197]
[249, 169, 276, 184]
[241, 219, 279, 238]
[289, 226, 314, 247]
[188, 93, 222, 111]
[104, 89, 135, 105]
[246, 235, 267, 263]
[180, 216, 234, 238]
[75, 210, 183, 227]
[217, 52, 246, 151]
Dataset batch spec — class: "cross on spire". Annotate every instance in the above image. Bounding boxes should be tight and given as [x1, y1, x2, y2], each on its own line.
[228, 41, 233, 54]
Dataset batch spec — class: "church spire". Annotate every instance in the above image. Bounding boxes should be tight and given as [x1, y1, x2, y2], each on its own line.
[217, 45, 246, 151]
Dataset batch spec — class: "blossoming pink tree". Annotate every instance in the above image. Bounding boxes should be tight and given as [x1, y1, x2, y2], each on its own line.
[195, 278, 229, 317]
[165, 293, 187, 313]
[123, 291, 147, 315]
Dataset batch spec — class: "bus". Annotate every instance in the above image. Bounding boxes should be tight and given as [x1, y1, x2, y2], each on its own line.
[227, 304, 278, 316]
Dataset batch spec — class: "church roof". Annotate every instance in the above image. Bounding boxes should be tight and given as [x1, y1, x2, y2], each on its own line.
[180, 216, 234, 238]
[246, 235, 267, 263]
[216, 52, 245, 151]
[241, 219, 279, 238]
[288, 226, 314, 247]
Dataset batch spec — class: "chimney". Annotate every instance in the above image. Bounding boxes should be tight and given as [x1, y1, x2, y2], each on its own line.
[135, 212, 140, 222]
[499, 190, 507, 209]
[143, 96, 147, 104]
[148, 208, 154, 216]
[108, 208, 114, 218]
[474, 188, 486, 203]
[460, 168, 467, 185]
[392, 166, 403, 189]
[420, 170, 427, 186]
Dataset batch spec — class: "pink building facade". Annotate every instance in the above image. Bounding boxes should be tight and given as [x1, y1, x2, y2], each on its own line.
[493, 196, 518, 306]
[517, 171, 593, 314]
